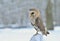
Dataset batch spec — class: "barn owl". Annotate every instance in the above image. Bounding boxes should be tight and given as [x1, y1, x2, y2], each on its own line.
[29, 8, 49, 36]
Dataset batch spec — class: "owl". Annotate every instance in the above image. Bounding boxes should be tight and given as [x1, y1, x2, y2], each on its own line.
[29, 8, 49, 36]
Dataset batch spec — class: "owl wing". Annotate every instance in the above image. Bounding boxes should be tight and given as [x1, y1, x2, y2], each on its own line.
[35, 17, 49, 36]
[35, 17, 45, 31]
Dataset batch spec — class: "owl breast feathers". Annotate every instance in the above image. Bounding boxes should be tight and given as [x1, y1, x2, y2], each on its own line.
[29, 8, 49, 36]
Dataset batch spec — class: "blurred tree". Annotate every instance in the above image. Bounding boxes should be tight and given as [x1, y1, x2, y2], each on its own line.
[46, 0, 54, 30]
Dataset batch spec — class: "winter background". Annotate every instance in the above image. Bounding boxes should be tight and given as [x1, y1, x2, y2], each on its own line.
[0, 0, 60, 41]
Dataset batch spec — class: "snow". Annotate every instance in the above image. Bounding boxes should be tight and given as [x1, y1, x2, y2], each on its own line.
[30, 34, 43, 41]
[0, 26, 60, 41]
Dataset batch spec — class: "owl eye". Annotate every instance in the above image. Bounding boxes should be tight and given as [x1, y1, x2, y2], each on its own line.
[31, 12, 34, 15]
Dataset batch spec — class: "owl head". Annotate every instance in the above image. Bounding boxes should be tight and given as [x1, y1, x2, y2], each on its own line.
[29, 8, 41, 19]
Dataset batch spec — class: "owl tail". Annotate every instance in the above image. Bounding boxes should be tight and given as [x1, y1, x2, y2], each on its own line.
[42, 30, 49, 36]
[47, 31, 49, 34]
[44, 31, 49, 36]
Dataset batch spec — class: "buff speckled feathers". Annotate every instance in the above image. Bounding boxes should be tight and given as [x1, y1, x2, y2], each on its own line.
[29, 8, 49, 36]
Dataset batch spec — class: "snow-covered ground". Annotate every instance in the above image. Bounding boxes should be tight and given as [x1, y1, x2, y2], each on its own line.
[0, 26, 60, 41]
